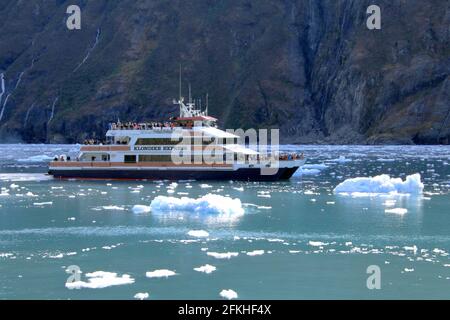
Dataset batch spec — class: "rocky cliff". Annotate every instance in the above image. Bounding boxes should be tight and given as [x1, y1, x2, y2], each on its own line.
[0, 0, 448, 144]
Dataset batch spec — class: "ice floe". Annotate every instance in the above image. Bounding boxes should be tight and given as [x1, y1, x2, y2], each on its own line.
[333, 174, 424, 195]
[150, 194, 244, 216]
[309, 241, 328, 247]
[207, 252, 239, 259]
[302, 163, 329, 170]
[17, 155, 54, 162]
[66, 271, 134, 289]
[187, 230, 209, 238]
[294, 168, 321, 176]
[33, 202, 53, 206]
[385, 208, 408, 215]
[194, 264, 216, 274]
[220, 289, 238, 300]
[330, 156, 352, 163]
[132, 205, 151, 214]
[246, 250, 264, 256]
[102, 205, 126, 211]
[134, 292, 149, 300]
[145, 269, 177, 278]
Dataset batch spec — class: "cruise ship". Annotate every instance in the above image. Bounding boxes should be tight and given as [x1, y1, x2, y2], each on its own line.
[48, 97, 305, 181]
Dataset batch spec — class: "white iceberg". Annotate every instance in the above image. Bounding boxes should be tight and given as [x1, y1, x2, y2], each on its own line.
[194, 264, 216, 274]
[333, 174, 424, 195]
[207, 252, 239, 259]
[145, 269, 177, 278]
[187, 230, 209, 238]
[134, 292, 149, 300]
[330, 156, 352, 163]
[102, 205, 125, 211]
[66, 271, 134, 289]
[33, 202, 53, 206]
[302, 163, 329, 170]
[308, 241, 328, 247]
[246, 250, 265, 256]
[132, 205, 151, 214]
[294, 168, 321, 176]
[150, 194, 244, 216]
[385, 208, 408, 215]
[18, 155, 54, 162]
[220, 289, 238, 300]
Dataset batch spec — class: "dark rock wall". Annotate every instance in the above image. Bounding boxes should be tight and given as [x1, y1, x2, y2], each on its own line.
[0, 0, 448, 144]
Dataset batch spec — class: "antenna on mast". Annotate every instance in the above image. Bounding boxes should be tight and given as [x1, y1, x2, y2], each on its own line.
[206, 93, 209, 116]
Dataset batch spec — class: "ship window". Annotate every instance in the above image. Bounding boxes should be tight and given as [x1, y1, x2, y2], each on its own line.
[135, 138, 182, 145]
[138, 155, 173, 162]
[124, 155, 136, 163]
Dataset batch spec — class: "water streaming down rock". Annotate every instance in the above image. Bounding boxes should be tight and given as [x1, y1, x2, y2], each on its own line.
[73, 28, 101, 73]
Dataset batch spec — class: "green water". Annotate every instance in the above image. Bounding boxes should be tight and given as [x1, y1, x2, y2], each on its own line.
[0, 145, 449, 299]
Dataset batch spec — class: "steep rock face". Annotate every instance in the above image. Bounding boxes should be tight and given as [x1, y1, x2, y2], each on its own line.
[0, 0, 448, 144]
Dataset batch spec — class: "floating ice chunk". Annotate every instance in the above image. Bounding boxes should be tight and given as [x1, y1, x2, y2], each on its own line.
[18, 155, 54, 162]
[25, 192, 37, 197]
[302, 163, 329, 170]
[246, 250, 264, 256]
[102, 205, 125, 211]
[294, 168, 321, 176]
[233, 187, 244, 192]
[10, 183, 19, 189]
[200, 184, 212, 189]
[150, 194, 244, 216]
[33, 202, 53, 206]
[383, 200, 397, 207]
[404, 268, 414, 272]
[385, 208, 408, 215]
[134, 292, 149, 300]
[403, 245, 418, 254]
[330, 156, 351, 163]
[194, 264, 216, 274]
[333, 174, 424, 195]
[187, 230, 209, 238]
[145, 269, 177, 278]
[66, 271, 134, 289]
[207, 252, 239, 259]
[433, 248, 446, 255]
[132, 205, 151, 214]
[49, 253, 64, 259]
[0, 173, 53, 182]
[309, 241, 328, 247]
[220, 289, 238, 300]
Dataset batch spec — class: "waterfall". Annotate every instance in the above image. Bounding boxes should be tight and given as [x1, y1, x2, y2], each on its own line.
[15, 71, 24, 89]
[48, 97, 58, 124]
[24, 103, 35, 127]
[73, 28, 101, 73]
[0, 93, 11, 121]
[0, 73, 5, 107]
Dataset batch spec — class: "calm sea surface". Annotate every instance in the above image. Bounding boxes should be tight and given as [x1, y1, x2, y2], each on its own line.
[0, 144, 449, 299]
